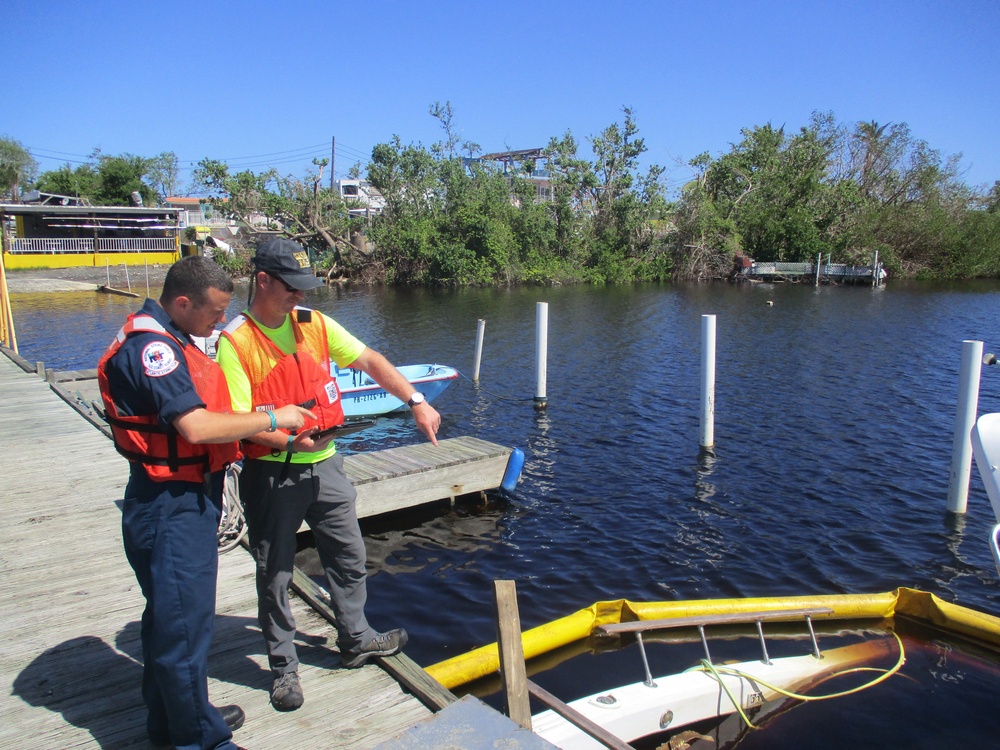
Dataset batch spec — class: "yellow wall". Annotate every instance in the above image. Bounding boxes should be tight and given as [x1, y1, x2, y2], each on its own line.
[2, 251, 181, 270]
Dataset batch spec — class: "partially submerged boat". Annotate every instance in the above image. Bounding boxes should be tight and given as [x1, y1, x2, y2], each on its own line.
[425, 588, 1000, 749]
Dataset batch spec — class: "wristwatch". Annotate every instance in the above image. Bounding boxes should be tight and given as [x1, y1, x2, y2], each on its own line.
[407, 392, 426, 408]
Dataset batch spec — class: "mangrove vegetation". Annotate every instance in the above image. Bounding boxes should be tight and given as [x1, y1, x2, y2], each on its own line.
[5, 105, 999, 284]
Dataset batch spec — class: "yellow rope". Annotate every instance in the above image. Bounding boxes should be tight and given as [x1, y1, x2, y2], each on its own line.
[689, 632, 906, 730]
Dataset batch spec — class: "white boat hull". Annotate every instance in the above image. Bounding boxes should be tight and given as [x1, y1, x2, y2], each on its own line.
[532, 639, 895, 749]
[336, 364, 458, 418]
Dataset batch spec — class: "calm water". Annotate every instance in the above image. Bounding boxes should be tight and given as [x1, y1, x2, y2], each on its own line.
[10, 278, 1000, 745]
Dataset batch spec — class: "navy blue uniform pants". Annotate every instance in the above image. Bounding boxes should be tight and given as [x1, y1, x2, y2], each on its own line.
[122, 468, 237, 750]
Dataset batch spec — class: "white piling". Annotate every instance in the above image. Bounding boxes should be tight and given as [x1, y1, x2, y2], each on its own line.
[105, 259, 110, 287]
[123, 262, 131, 293]
[145, 259, 150, 298]
[534, 302, 548, 410]
[472, 319, 486, 382]
[700, 314, 716, 450]
[947, 339, 984, 513]
[815, 252, 821, 286]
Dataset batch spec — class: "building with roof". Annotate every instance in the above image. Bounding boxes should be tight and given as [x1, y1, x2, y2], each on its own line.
[1, 194, 181, 269]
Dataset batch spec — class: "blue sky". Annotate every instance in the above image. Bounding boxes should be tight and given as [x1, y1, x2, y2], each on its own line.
[5, 0, 998, 197]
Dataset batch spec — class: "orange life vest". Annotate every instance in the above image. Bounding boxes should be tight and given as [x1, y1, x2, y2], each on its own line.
[97, 313, 241, 482]
[221, 309, 344, 459]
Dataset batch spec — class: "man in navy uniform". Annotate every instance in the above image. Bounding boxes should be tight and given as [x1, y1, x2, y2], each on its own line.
[99, 256, 313, 750]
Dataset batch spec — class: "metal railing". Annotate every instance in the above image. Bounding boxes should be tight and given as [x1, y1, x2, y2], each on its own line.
[9, 238, 95, 254]
[8, 237, 177, 254]
[177, 210, 234, 228]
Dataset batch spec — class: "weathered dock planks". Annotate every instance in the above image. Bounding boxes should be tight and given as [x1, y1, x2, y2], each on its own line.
[47, 375, 515, 521]
[0, 353, 443, 749]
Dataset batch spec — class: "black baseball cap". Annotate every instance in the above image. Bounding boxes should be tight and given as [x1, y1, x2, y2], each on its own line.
[252, 238, 323, 290]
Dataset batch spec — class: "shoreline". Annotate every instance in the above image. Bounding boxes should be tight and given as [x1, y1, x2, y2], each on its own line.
[4, 264, 172, 293]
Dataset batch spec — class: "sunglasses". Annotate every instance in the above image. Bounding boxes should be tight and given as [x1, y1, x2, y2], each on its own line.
[268, 274, 298, 293]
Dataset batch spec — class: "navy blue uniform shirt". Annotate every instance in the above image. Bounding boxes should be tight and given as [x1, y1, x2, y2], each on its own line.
[104, 298, 206, 430]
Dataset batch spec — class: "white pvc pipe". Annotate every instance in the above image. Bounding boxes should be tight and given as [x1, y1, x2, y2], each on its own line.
[947, 339, 984, 513]
[472, 319, 486, 382]
[534, 302, 548, 409]
[700, 314, 716, 449]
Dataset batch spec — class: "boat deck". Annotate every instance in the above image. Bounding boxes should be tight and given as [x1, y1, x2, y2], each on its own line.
[0, 351, 537, 748]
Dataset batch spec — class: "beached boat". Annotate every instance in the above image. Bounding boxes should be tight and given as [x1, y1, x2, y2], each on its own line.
[425, 588, 1000, 749]
[334, 363, 458, 418]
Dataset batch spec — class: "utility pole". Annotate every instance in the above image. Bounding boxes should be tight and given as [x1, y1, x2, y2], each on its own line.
[330, 136, 336, 192]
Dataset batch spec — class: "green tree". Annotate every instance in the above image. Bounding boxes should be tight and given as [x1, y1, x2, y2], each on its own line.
[0, 137, 38, 201]
[93, 152, 158, 206]
[193, 159, 282, 226]
[34, 163, 99, 201]
[671, 152, 741, 279]
[194, 157, 356, 262]
[700, 117, 836, 263]
[34, 150, 160, 206]
[147, 151, 180, 204]
[585, 108, 667, 281]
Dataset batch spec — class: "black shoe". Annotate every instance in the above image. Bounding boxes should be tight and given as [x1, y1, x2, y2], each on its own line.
[218, 703, 245, 731]
[150, 705, 243, 748]
[341, 628, 409, 669]
[270, 671, 304, 711]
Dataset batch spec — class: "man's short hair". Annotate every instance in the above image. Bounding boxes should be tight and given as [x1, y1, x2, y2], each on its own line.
[161, 256, 234, 305]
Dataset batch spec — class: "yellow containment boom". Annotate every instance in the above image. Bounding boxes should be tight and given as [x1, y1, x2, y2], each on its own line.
[425, 587, 1000, 690]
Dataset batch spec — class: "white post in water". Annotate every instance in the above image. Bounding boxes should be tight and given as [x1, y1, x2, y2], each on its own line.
[815, 253, 821, 286]
[472, 318, 486, 382]
[105, 258, 110, 287]
[947, 339, 984, 513]
[123, 262, 131, 293]
[700, 314, 716, 450]
[534, 302, 548, 410]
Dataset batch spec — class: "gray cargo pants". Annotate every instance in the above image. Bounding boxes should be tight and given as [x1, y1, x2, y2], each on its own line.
[240, 454, 373, 674]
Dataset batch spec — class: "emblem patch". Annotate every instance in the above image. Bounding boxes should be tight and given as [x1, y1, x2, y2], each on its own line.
[324, 381, 339, 404]
[141, 341, 179, 377]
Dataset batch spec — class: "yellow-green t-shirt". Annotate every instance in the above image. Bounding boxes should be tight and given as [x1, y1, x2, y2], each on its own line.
[216, 309, 366, 462]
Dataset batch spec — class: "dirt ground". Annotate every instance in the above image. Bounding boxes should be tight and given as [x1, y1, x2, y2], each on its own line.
[4, 263, 173, 292]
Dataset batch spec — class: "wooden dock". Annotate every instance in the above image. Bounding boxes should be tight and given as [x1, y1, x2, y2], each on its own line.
[0, 350, 544, 749]
[43, 371, 515, 521]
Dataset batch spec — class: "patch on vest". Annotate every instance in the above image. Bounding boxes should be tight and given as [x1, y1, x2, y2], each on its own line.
[141, 341, 179, 377]
[324, 381, 339, 404]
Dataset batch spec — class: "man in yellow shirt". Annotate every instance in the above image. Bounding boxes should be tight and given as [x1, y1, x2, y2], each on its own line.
[216, 238, 440, 712]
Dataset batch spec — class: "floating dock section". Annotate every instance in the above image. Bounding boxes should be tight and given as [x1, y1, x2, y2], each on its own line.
[740, 259, 887, 285]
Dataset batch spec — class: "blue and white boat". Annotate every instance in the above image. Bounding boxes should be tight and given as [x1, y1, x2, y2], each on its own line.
[194, 334, 459, 421]
[334, 363, 458, 419]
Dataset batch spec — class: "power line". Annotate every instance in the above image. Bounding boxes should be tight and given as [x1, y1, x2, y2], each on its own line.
[24, 138, 379, 180]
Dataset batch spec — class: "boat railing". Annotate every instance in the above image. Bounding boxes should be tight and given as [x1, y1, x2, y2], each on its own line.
[595, 606, 834, 689]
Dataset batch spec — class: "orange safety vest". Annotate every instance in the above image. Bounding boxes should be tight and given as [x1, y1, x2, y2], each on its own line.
[97, 313, 241, 482]
[221, 309, 344, 459]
